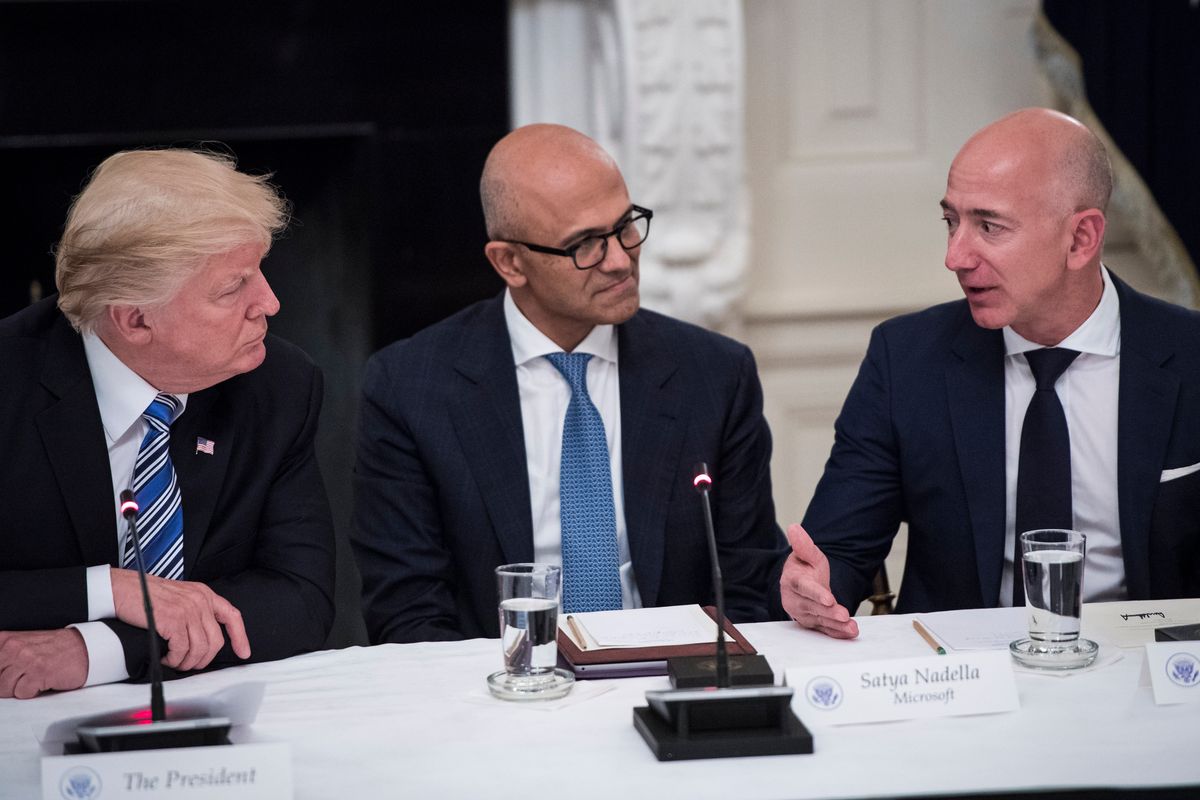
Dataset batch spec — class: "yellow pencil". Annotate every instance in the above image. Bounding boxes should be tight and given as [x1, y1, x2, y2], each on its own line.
[912, 620, 946, 655]
[566, 615, 588, 650]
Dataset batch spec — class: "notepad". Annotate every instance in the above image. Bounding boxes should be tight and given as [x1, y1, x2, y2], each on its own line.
[915, 607, 1027, 652]
[561, 605, 720, 650]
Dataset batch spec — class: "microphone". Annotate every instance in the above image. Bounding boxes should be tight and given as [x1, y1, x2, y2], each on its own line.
[665, 463, 771, 689]
[120, 490, 166, 722]
[687, 463, 729, 687]
[632, 463, 813, 760]
[67, 491, 231, 753]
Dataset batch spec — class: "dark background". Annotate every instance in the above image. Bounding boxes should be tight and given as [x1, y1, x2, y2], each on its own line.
[0, 0, 510, 647]
[1044, 0, 1200, 270]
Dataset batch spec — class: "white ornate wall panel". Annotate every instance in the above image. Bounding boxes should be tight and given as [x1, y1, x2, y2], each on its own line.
[784, 0, 923, 161]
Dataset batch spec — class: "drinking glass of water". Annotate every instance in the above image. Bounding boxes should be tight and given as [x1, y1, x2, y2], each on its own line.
[1009, 529, 1099, 670]
[486, 563, 575, 700]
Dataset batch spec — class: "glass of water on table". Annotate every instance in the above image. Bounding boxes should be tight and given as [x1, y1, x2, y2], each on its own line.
[1010, 529, 1099, 669]
[487, 563, 575, 700]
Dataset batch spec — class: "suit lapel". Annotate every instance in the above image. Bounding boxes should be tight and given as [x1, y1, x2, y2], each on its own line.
[35, 318, 118, 566]
[450, 297, 534, 564]
[170, 386, 232, 575]
[1112, 277, 1178, 599]
[617, 312, 684, 608]
[945, 316, 1006, 606]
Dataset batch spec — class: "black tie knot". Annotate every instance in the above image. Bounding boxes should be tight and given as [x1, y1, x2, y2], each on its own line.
[1025, 348, 1079, 391]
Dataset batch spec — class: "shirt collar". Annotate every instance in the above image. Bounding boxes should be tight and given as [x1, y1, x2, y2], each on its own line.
[82, 332, 188, 445]
[1002, 266, 1121, 357]
[503, 288, 618, 366]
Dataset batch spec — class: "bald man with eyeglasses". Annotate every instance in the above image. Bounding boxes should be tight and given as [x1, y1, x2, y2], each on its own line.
[352, 124, 787, 644]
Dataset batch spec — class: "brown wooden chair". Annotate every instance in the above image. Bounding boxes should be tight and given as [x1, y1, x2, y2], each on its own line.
[867, 565, 895, 615]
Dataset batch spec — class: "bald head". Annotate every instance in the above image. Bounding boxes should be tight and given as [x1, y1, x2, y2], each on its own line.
[480, 124, 622, 240]
[956, 108, 1111, 215]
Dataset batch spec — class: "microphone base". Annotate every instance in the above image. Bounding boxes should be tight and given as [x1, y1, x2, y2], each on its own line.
[633, 686, 813, 761]
[668, 654, 775, 688]
[69, 716, 231, 754]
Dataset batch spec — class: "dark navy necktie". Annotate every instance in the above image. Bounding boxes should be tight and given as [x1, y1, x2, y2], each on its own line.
[1013, 348, 1079, 606]
[122, 393, 185, 579]
[544, 352, 623, 613]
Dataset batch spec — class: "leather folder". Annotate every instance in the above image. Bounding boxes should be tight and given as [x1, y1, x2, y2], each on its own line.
[557, 606, 757, 676]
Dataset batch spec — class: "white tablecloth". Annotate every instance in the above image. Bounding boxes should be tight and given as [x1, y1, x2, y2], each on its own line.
[3, 606, 1197, 799]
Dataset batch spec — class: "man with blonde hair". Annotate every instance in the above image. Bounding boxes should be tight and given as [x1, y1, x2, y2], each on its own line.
[0, 149, 335, 697]
[778, 109, 1200, 636]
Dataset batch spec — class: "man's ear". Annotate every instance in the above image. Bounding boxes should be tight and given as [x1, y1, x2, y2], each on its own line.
[484, 241, 528, 288]
[1066, 209, 1106, 271]
[105, 304, 153, 345]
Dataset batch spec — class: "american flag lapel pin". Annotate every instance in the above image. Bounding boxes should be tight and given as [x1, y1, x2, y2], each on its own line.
[195, 437, 216, 455]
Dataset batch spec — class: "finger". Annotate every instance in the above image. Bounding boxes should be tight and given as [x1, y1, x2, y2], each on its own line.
[192, 594, 226, 670]
[212, 598, 251, 660]
[0, 664, 18, 698]
[791, 608, 859, 639]
[783, 590, 849, 626]
[12, 671, 43, 700]
[785, 522, 813, 554]
[811, 618, 860, 639]
[162, 636, 187, 670]
[177, 608, 211, 672]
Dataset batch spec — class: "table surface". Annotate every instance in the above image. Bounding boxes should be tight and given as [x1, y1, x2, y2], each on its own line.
[3, 604, 1198, 800]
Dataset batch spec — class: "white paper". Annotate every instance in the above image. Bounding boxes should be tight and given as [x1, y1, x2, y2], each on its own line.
[916, 607, 1027, 652]
[1083, 599, 1200, 648]
[785, 651, 1019, 727]
[560, 605, 718, 649]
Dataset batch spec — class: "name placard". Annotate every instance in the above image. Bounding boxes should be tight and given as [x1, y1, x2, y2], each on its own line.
[41, 742, 291, 799]
[784, 651, 1018, 726]
[1143, 641, 1200, 705]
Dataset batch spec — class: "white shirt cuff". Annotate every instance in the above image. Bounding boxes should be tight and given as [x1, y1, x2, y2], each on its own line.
[85, 564, 117, 621]
[68, 622, 130, 687]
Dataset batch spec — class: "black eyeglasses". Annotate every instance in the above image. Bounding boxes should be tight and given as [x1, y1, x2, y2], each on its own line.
[501, 205, 653, 270]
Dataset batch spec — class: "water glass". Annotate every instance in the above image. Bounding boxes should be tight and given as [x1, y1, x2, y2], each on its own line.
[1010, 529, 1099, 669]
[486, 563, 574, 700]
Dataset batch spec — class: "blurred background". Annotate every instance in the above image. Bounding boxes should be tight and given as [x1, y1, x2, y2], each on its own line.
[4, 0, 1196, 643]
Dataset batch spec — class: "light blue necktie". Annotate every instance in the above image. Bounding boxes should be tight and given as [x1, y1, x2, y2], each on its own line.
[545, 352, 623, 613]
[122, 393, 185, 579]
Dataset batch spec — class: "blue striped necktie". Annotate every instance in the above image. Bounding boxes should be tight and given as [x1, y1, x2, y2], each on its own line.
[545, 352, 623, 613]
[122, 393, 185, 579]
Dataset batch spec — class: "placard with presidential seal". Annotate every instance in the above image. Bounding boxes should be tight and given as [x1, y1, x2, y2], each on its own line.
[1143, 641, 1200, 705]
[785, 651, 1019, 726]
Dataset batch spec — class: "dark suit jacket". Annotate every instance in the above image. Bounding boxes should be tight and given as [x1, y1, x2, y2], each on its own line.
[0, 298, 336, 680]
[791, 272, 1200, 614]
[353, 293, 787, 643]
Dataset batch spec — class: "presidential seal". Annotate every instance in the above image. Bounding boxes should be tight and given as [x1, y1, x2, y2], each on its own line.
[805, 676, 843, 710]
[1166, 652, 1200, 688]
[60, 766, 102, 799]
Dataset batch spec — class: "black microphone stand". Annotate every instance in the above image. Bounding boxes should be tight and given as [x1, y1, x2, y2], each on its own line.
[631, 464, 813, 761]
[69, 491, 231, 753]
[122, 493, 166, 722]
[696, 469, 729, 689]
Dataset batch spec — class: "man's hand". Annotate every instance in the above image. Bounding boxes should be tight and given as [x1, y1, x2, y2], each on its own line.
[780, 523, 859, 639]
[0, 629, 88, 698]
[111, 569, 252, 671]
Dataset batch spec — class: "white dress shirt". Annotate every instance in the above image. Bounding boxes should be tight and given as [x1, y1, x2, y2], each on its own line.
[71, 332, 187, 686]
[504, 290, 642, 608]
[999, 267, 1125, 605]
